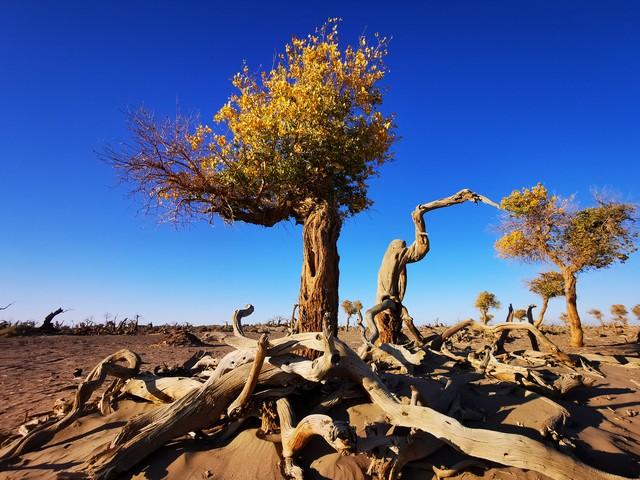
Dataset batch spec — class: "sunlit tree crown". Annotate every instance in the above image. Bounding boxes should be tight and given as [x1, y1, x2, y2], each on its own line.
[496, 183, 637, 274]
[475, 291, 500, 311]
[113, 20, 396, 226]
[527, 271, 565, 299]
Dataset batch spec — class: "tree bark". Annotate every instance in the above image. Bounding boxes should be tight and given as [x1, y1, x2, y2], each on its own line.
[298, 200, 341, 336]
[563, 271, 583, 348]
[534, 297, 549, 328]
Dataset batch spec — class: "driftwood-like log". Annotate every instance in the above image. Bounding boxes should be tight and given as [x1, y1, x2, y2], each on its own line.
[328, 338, 631, 480]
[0, 349, 140, 462]
[277, 397, 353, 479]
[227, 334, 268, 416]
[467, 351, 583, 397]
[580, 353, 640, 369]
[359, 341, 426, 374]
[430, 319, 570, 363]
[4, 314, 634, 480]
[88, 318, 339, 479]
[122, 375, 204, 404]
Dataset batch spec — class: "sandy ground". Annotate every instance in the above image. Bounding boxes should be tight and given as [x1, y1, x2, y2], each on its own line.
[0, 326, 639, 479]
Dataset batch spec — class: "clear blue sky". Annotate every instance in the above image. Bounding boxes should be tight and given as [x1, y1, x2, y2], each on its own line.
[1, 1, 638, 327]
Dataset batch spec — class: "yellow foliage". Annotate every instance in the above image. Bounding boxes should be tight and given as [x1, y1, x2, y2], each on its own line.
[495, 230, 527, 258]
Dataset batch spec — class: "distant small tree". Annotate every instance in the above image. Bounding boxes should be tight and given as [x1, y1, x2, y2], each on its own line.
[496, 184, 637, 347]
[527, 271, 564, 328]
[341, 300, 354, 330]
[513, 308, 527, 321]
[610, 304, 629, 329]
[559, 312, 569, 326]
[341, 299, 363, 331]
[587, 308, 606, 330]
[632, 304, 640, 322]
[475, 291, 500, 324]
[352, 300, 363, 312]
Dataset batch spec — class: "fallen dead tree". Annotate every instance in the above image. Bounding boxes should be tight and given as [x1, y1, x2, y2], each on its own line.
[1, 306, 636, 480]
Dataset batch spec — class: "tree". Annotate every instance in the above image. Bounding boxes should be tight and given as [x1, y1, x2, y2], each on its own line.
[610, 304, 629, 328]
[352, 300, 363, 313]
[106, 20, 395, 334]
[632, 304, 640, 322]
[513, 308, 527, 321]
[475, 291, 500, 324]
[341, 300, 354, 330]
[559, 312, 569, 326]
[527, 271, 564, 328]
[587, 308, 605, 329]
[496, 184, 637, 347]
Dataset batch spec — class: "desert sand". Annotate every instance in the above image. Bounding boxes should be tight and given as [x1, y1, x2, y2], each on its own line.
[0, 325, 639, 479]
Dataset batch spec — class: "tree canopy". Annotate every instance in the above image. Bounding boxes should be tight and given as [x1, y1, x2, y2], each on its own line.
[587, 308, 604, 323]
[475, 291, 500, 323]
[341, 300, 354, 315]
[527, 271, 564, 299]
[610, 304, 628, 322]
[496, 184, 637, 274]
[108, 19, 395, 226]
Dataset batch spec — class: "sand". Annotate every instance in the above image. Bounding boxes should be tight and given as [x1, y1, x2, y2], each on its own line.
[0, 326, 639, 479]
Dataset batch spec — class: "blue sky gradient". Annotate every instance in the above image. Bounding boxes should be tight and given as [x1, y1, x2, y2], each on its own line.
[1, 1, 638, 326]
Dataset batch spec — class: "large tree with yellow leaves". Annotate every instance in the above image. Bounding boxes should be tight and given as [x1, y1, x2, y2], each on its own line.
[496, 184, 637, 347]
[107, 21, 395, 333]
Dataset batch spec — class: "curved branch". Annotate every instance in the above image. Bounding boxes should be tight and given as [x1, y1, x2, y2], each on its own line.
[227, 334, 269, 416]
[0, 349, 140, 462]
[430, 319, 570, 363]
[331, 338, 627, 480]
[232, 304, 255, 337]
[364, 299, 395, 345]
[277, 398, 353, 479]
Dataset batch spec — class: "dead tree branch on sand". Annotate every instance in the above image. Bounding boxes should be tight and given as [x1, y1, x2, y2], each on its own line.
[1, 304, 635, 480]
[0, 302, 14, 311]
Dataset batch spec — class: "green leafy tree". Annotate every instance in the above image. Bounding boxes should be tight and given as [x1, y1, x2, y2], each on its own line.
[496, 184, 637, 347]
[107, 20, 395, 333]
[527, 271, 565, 327]
[475, 291, 500, 324]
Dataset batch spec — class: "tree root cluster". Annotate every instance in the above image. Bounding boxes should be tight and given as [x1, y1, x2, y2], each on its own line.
[1, 309, 638, 480]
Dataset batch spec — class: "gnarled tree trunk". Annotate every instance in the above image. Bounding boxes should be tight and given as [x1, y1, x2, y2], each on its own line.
[370, 189, 498, 345]
[563, 270, 583, 348]
[534, 296, 549, 328]
[298, 200, 341, 335]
